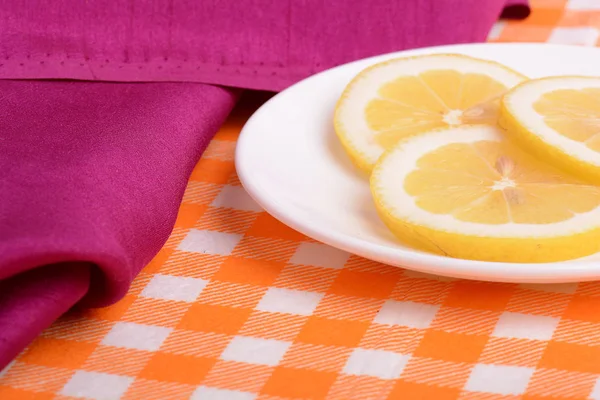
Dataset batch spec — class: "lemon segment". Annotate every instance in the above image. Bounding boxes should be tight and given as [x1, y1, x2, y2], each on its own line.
[500, 76, 600, 184]
[371, 125, 600, 263]
[335, 54, 527, 173]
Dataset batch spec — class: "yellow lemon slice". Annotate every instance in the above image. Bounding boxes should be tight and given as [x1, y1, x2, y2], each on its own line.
[334, 54, 527, 173]
[371, 125, 600, 263]
[501, 76, 600, 184]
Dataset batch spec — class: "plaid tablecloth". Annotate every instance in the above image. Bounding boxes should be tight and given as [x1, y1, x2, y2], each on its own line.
[3, 1, 600, 399]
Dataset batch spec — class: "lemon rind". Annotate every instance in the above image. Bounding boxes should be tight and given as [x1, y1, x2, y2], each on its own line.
[335, 53, 528, 173]
[371, 125, 600, 263]
[500, 75, 600, 184]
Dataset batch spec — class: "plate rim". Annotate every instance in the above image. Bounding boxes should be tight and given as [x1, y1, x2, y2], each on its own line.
[235, 42, 600, 283]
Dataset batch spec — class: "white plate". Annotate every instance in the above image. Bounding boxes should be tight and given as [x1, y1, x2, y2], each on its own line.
[235, 43, 600, 283]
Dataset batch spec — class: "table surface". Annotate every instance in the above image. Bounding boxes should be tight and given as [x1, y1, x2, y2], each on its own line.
[4, 1, 600, 399]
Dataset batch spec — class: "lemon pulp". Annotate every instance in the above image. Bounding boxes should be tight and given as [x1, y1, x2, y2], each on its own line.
[335, 54, 526, 173]
[368, 70, 508, 148]
[534, 87, 600, 151]
[371, 125, 600, 263]
[500, 77, 600, 184]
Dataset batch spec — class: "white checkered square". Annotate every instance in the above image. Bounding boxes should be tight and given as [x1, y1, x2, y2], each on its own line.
[488, 21, 506, 40]
[567, 0, 600, 10]
[290, 242, 350, 269]
[0, 361, 14, 378]
[101, 322, 172, 351]
[519, 283, 578, 294]
[257, 287, 323, 316]
[343, 348, 410, 380]
[60, 371, 134, 399]
[178, 229, 242, 256]
[590, 377, 600, 400]
[548, 27, 600, 46]
[493, 312, 559, 340]
[465, 364, 534, 395]
[191, 386, 257, 400]
[141, 274, 208, 302]
[211, 185, 263, 212]
[374, 300, 440, 328]
[220, 336, 291, 366]
[204, 139, 236, 160]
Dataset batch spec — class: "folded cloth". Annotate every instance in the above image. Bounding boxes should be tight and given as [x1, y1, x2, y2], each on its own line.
[0, 80, 238, 369]
[0, 0, 529, 91]
[502, 0, 532, 18]
[0, 0, 529, 370]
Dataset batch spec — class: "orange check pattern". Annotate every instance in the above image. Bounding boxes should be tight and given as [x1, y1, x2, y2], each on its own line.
[3, 1, 600, 399]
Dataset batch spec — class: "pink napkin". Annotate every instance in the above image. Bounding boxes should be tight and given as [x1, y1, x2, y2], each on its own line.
[0, 80, 238, 368]
[1, 0, 528, 91]
[0, 0, 529, 369]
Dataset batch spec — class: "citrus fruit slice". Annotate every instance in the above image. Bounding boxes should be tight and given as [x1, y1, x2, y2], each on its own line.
[371, 125, 600, 263]
[334, 54, 527, 173]
[501, 76, 600, 184]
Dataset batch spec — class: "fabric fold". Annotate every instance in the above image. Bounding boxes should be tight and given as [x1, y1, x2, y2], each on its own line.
[0, 81, 238, 368]
[0, 263, 91, 368]
[0, 0, 529, 91]
[502, 0, 532, 19]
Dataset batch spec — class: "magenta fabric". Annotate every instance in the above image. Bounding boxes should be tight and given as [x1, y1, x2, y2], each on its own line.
[0, 80, 238, 368]
[502, 0, 532, 19]
[0, 264, 90, 368]
[1, 0, 528, 91]
[0, 0, 530, 370]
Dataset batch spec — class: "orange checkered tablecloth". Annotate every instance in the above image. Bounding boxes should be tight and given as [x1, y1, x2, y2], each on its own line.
[3, 1, 600, 399]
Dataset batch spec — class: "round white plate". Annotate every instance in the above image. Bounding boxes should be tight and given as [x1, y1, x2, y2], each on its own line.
[235, 43, 600, 283]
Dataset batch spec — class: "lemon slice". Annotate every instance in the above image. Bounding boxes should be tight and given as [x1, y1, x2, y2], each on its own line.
[334, 54, 527, 173]
[501, 76, 600, 184]
[371, 125, 600, 263]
